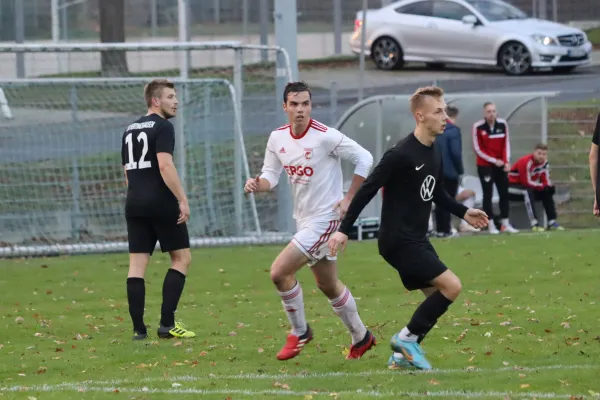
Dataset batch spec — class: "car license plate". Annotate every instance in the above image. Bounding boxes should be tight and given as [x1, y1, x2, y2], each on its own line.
[567, 48, 586, 57]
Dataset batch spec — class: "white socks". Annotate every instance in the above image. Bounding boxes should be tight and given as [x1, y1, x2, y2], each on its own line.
[278, 282, 307, 337]
[398, 326, 418, 342]
[329, 286, 367, 344]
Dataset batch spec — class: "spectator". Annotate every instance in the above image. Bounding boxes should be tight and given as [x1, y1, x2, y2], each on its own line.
[434, 105, 464, 237]
[472, 102, 518, 234]
[508, 144, 563, 231]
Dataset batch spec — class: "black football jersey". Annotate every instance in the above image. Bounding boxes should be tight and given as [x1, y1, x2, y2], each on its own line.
[121, 113, 178, 217]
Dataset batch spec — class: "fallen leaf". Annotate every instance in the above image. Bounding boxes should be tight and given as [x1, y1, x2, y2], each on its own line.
[304, 396, 314, 400]
[229, 331, 237, 336]
[520, 384, 530, 389]
[429, 379, 440, 385]
[172, 341, 183, 347]
[199, 351, 208, 356]
[37, 367, 47, 374]
[258, 348, 264, 353]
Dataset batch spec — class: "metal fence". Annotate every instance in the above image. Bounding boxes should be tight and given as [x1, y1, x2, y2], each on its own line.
[0, 41, 298, 257]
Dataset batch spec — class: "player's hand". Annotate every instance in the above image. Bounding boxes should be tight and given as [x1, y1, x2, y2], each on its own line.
[494, 159, 504, 167]
[594, 199, 599, 217]
[464, 208, 488, 229]
[503, 163, 510, 172]
[333, 197, 351, 219]
[178, 200, 190, 224]
[328, 231, 348, 257]
[244, 176, 260, 193]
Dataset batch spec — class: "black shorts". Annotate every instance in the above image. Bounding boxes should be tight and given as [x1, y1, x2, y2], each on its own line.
[126, 215, 190, 255]
[379, 240, 448, 291]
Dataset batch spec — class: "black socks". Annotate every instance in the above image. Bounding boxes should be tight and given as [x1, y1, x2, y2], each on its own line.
[407, 290, 453, 341]
[160, 268, 187, 327]
[127, 277, 146, 333]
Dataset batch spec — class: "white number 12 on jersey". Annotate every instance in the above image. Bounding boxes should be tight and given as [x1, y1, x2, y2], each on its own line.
[124, 132, 152, 170]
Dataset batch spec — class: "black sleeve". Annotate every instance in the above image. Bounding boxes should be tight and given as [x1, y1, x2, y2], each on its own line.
[338, 147, 403, 235]
[433, 158, 468, 219]
[593, 113, 600, 145]
[120, 132, 127, 166]
[156, 121, 176, 155]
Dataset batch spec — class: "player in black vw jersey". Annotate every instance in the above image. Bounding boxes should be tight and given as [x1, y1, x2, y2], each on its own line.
[121, 79, 195, 341]
[328, 86, 488, 370]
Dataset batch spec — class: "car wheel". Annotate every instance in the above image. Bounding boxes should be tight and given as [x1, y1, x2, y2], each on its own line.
[498, 41, 532, 75]
[371, 37, 404, 71]
[552, 66, 576, 74]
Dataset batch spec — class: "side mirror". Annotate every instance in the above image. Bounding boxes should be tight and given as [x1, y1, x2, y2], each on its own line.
[462, 14, 478, 25]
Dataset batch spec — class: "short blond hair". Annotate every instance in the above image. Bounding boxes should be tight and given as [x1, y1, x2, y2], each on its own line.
[144, 79, 175, 108]
[409, 86, 444, 114]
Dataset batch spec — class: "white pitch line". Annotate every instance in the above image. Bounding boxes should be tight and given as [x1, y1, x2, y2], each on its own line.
[1, 363, 596, 391]
[0, 385, 589, 398]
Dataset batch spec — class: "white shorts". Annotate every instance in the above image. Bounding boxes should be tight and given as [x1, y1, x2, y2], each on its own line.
[291, 219, 340, 267]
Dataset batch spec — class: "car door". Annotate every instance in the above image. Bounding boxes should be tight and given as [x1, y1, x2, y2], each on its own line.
[430, 0, 498, 62]
[392, 1, 437, 60]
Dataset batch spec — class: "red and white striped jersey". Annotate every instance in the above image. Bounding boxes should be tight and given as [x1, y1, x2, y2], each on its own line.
[508, 153, 551, 189]
[260, 119, 373, 223]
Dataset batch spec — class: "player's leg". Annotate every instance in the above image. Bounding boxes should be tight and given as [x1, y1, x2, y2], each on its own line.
[388, 285, 436, 369]
[477, 166, 498, 233]
[535, 187, 563, 230]
[510, 185, 541, 230]
[271, 241, 314, 360]
[155, 218, 195, 339]
[389, 243, 460, 370]
[494, 167, 519, 233]
[126, 217, 157, 340]
[310, 257, 375, 359]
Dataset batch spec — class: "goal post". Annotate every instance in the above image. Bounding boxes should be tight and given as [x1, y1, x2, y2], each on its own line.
[0, 41, 295, 257]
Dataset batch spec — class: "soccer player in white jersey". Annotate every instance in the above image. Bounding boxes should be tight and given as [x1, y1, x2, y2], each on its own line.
[244, 81, 375, 361]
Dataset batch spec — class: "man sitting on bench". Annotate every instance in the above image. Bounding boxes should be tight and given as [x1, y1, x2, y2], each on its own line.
[508, 143, 563, 231]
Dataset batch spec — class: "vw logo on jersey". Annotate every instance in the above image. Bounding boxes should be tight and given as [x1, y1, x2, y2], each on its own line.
[420, 175, 436, 201]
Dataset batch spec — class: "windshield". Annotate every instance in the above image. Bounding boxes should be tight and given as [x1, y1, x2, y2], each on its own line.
[466, 0, 528, 21]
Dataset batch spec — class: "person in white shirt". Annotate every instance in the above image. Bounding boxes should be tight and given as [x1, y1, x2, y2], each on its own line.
[244, 81, 375, 361]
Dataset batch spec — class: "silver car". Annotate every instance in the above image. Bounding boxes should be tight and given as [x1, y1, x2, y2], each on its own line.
[350, 0, 593, 75]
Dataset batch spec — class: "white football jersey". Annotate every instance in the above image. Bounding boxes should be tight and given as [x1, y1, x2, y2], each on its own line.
[260, 119, 373, 223]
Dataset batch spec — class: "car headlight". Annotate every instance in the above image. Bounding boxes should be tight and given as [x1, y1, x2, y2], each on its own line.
[531, 34, 558, 46]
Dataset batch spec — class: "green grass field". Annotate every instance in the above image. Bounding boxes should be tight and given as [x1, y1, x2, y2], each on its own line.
[1, 231, 599, 399]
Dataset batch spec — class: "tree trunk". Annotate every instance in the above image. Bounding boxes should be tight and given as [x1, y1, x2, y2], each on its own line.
[99, 0, 128, 76]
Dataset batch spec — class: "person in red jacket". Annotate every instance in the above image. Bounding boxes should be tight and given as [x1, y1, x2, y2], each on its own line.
[508, 143, 563, 231]
[472, 102, 518, 234]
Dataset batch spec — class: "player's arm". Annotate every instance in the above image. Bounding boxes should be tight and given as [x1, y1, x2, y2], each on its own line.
[589, 114, 600, 195]
[156, 123, 187, 204]
[328, 131, 374, 200]
[433, 159, 468, 219]
[337, 146, 400, 236]
[502, 119, 511, 166]
[256, 136, 283, 192]
[522, 159, 543, 189]
[123, 166, 128, 187]
[121, 133, 128, 187]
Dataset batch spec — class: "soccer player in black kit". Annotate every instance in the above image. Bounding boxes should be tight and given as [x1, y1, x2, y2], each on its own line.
[328, 86, 488, 370]
[121, 79, 195, 340]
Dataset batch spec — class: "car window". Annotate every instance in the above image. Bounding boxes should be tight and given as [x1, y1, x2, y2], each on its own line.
[395, 1, 433, 16]
[432, 1, 471, 20]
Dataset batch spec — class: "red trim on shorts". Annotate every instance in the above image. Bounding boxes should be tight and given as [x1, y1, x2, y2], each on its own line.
[307, 220, 340, 255]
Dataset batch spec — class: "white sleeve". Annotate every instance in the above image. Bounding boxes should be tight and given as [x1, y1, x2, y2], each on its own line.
[259, 135, 284, 189]
[326, 129, 373, 178]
